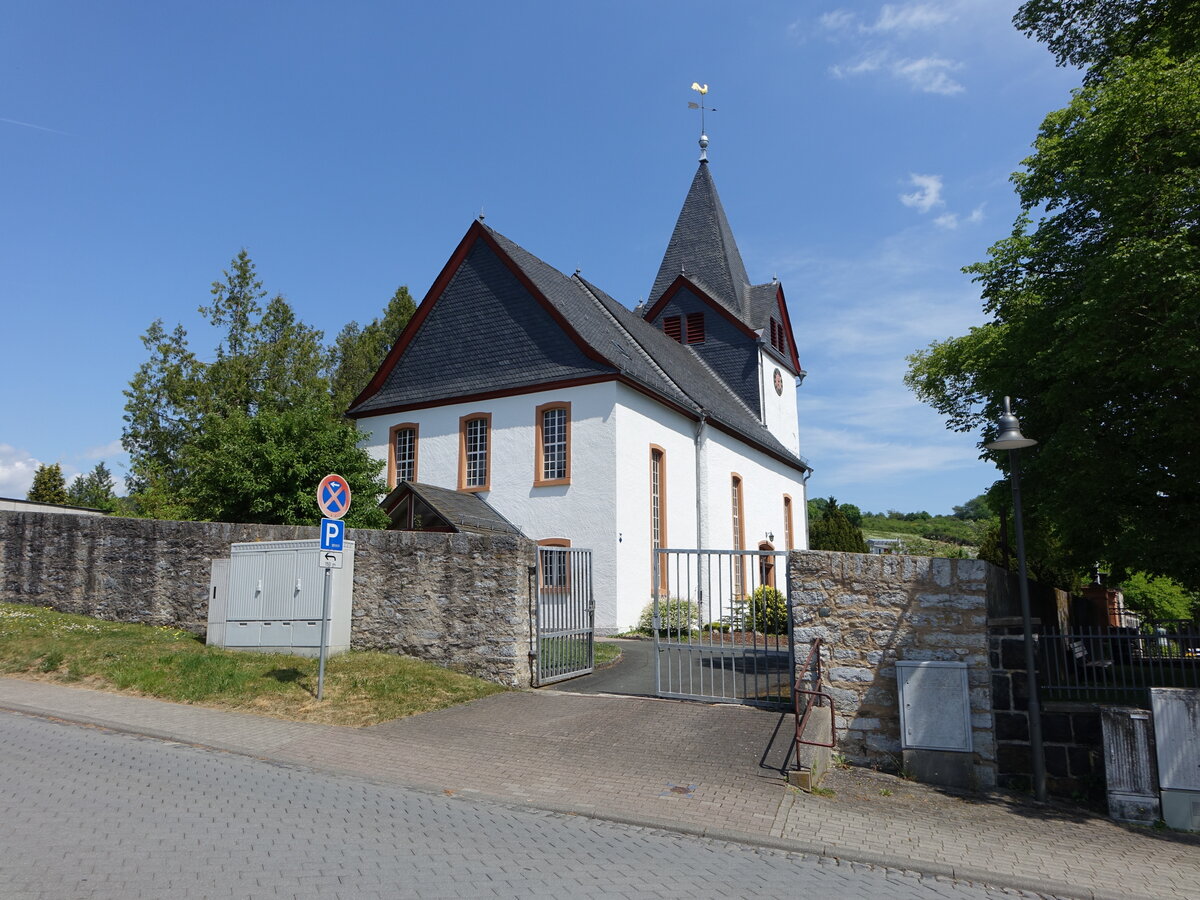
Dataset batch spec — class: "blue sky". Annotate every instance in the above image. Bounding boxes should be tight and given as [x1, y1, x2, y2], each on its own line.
[1, 1, 1080, 515]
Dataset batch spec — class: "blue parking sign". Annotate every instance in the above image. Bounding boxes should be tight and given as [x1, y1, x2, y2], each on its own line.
[320, 517, 344, 552]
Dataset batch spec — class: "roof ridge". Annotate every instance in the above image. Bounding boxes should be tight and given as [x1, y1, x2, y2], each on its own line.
[572, 275, 688, 400]
[578, 275, 780, 445]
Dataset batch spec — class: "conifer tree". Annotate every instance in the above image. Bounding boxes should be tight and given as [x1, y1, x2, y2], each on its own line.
[27, 463, 69, 505]
[809, 497, 869, 553]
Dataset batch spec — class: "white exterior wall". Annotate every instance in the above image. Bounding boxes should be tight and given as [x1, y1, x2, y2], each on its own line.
[611, 384, 700, 630]
[704, 427, 809, 557]
[758, 348, 801, 453]
[356, 382, 623, 627]
[357, 380, 808, 634]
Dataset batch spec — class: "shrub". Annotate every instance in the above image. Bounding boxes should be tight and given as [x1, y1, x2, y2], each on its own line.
[745, 585, 789, 635]
[638, 598, 699, 635]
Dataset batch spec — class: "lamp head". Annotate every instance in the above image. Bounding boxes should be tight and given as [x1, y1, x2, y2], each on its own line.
[984, 396, 1037, 451]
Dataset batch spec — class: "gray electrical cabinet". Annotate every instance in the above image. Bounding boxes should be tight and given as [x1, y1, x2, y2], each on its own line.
[207, 539, 354, 656]
[1151, 688, 1200, 831]
[1100, 706, 1160, 824]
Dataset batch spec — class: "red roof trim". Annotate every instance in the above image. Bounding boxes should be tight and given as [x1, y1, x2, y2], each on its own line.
[642, 275, 758, 340]
[475, 227, 614, 369]
[350, 221, 615, 414]
[774, 283, 803, 374]
[350, 221, 488, 412]
[347, 374, 618, 419]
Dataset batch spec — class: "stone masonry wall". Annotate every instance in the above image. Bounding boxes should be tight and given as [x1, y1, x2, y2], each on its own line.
[789, 550, 1000, 788]
[0, 511, 536, 688]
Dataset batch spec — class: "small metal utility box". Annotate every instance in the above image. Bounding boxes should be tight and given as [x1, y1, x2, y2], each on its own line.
[208, 539, 354, 656]
[896, 660, 973, 752]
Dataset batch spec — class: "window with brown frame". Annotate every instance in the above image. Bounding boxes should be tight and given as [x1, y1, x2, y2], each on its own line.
[535, 402, 570, 486]
[650, 446, 668, 592]
[783, 494, 794, 550]
[458, 413, 492, 491]
[538, 538, 571, 591]
[758, 541, 776, 588]
[731, 474, 746, 597]
[663, 315, 682, 342]
[387, 423, 418, 487]
[685, 312, 705, 344]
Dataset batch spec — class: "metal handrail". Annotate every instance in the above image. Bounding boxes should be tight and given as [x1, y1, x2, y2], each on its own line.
[794, 638, 836, 754]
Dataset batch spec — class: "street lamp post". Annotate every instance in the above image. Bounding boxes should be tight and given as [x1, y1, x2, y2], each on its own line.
[985, 396, 1047, 802]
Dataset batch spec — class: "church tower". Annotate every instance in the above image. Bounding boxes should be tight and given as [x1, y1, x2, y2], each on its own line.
[641, 135, 804, 454]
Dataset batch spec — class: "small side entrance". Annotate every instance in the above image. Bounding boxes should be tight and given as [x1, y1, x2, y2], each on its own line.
[653, 549, 793, 708]
[533, 547, 596, 685]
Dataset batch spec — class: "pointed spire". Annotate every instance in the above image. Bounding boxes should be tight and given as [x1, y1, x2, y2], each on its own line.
[647, 161, 750, 314]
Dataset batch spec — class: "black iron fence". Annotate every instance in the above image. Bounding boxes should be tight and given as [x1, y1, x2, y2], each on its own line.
[1038, 624, 1200, 703]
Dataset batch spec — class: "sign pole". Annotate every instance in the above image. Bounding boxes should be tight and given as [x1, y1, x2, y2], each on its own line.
[316, 563, 332, 700]
[314, 474, 351, 702]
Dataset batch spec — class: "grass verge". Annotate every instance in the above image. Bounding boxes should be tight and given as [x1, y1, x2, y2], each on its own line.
[0, 602, 506, 726]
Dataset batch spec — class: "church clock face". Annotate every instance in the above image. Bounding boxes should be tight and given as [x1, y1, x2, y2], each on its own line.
[773, 368, 783, 396]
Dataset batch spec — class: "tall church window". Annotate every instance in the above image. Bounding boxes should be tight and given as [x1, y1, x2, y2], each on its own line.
[650, 446, 667, 591]
[783, 494, 794, 550]
[459, 413, 491, 491]
[731, 474, 746, 596]
[535, 402, 571, 486]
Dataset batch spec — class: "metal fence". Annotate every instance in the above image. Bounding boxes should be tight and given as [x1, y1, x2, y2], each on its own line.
[1039, 624, 1200, 703]
[653, 548, 792, 708]
[533, 547, 595, 686]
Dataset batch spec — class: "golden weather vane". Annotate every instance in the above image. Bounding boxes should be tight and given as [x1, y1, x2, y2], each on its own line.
[688, 82, 716, 133]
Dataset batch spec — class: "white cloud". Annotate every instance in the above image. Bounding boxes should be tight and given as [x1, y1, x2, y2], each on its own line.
[819, 9, 858, 31]
[935, 202, 985, 229]
[85, 439, 124, 460]
[899, 173, 944, 212]
[871, 3, 954, 33]
[829, 52, 964, 95]
[0, 445, 42, 498]
[891, 55, 964, 94]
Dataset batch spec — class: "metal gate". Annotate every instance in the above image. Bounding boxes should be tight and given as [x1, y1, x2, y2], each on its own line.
[653, 549, 792, 708]
[533, 547, 595, 685]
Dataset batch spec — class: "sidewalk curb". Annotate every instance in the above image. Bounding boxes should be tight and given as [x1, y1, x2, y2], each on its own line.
[0, 697, 1141, 900]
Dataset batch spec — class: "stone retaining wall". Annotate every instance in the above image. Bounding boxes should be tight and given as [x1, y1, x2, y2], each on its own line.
[789, 550, 1000, 788]
[0, 511, 535, 687]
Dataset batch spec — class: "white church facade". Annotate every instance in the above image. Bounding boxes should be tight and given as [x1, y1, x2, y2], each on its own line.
[350, 141, 811, 632]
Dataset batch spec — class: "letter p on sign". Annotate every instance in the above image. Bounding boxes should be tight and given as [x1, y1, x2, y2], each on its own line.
[320, 518, 345, 552]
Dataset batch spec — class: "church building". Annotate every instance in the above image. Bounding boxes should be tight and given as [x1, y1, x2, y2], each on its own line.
[349, 136, 811, 631]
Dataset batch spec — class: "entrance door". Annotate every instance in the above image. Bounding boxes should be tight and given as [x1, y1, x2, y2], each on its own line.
[653, 548, 792, 708]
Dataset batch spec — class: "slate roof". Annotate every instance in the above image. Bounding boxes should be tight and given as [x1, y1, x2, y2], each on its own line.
[380, 481, 522, 535]
[484, 228, 806, 470]
[351, 201, 808, 471]
[647, 161, 786, 334]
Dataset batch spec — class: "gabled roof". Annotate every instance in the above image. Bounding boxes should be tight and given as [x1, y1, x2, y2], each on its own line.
[350, 221, 809, 473]
[380, 481, 522, 535]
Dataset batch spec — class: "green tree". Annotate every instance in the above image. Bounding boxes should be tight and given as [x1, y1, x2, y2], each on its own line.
[122, 320, 200, 497]
[331, 286, 416, 414]
[184, 402, 388, 528]
[122, 250, 390, 526]
[905, 14, 1200, 591]
[809, 497, 869, 553]
[27, 463, 69, 505]
[952, 494, 992, 521]
[67, 462, 117, 511]
[1118, 572, 1199, 621]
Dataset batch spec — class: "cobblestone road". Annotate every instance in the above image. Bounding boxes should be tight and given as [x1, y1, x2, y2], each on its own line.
[0, 712, 1050, 900]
